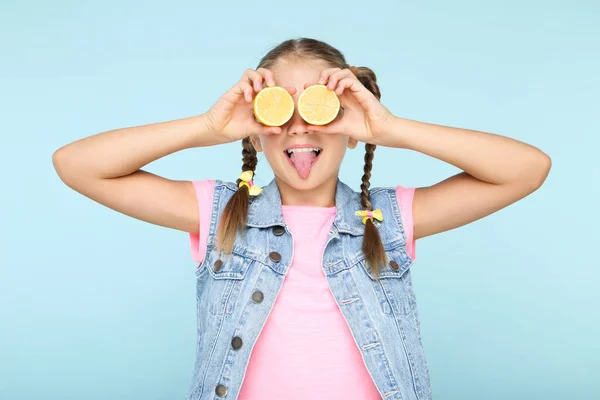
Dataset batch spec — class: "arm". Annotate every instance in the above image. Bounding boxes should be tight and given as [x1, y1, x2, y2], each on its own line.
[305, 67, 551, 241]
[52, 114, 226, 235]
[53, 68, 288, 236]
[382, 117, 552, 240]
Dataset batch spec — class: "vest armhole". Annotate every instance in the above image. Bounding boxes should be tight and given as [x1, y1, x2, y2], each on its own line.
[393, 186, 416, 261]
[372, 186, 416, 262]
[188, 180, 216, 263]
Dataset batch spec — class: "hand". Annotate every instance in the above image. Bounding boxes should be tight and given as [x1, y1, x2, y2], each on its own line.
[305, 68, 394, 145]
[203, 68, 297, 142]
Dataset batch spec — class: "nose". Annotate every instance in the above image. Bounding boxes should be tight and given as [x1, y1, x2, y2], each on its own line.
[285, 107, 312, 136]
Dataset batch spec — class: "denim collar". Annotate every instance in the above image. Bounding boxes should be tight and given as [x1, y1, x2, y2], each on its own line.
[245, 178, 365, 236]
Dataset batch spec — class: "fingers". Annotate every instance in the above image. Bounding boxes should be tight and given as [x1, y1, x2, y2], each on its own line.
[256, 68, 276, 87]
[333, 77, 359, 96]
[318, 68, 342, 86]
[283, 86, 297, 95]
[232, 68, 272, 103]
[318, 68, 358, 94]
[306, 118, 343, 135]
[327, 69, 355, 92]
[247, 67, 280, 93]
[251, 112, 283, 135]
[245, 69, 264, 94]
[236, 81, 254, 103]
[254, 121, 282, 136]
[239, 68, 290, 103]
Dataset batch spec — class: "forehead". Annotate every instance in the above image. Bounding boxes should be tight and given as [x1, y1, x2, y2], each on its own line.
[269, 57, 332, 87]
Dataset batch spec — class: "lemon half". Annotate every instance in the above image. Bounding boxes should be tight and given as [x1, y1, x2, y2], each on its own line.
[298, 84, 340, 126]
[253, 86, 295, 127]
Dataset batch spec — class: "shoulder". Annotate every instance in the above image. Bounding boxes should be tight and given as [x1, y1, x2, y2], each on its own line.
[369, 185, 398, 197]
[369, 185, 414, 208]
[188, 179, 239, 208]
[213, 179, 238, 191]
[207, 179, 244, 210]
[336, 181, 402, 211]
[195, 179, 237, 199]
[367, 185, 415, 249]
[361, 185, 403, 208]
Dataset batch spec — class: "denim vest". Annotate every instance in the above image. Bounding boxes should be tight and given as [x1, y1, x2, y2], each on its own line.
[187, 178, 432, 400]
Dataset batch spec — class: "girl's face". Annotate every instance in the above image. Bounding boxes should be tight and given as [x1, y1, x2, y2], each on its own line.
[251, 57, 357, 194]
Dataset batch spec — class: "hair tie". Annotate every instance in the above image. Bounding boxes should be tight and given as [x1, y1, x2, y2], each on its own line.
[355, 209, 383, 225]
[238, 170, 262, 196]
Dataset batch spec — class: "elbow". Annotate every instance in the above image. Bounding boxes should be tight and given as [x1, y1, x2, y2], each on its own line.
[52, 147, 66, 178]
[526, 152, 552, 191]
[52, 146, 77, 186]
[52, 147, 65, 178]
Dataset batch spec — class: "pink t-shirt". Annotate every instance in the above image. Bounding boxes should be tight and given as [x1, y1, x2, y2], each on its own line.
[189, 180, 417, 400]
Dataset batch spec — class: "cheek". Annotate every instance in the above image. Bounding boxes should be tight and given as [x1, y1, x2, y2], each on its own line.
[329, 138, 350, 158]
[255, 135, 274, 152]
[330, 147, 347, 162]
[260, 139, 283, 160]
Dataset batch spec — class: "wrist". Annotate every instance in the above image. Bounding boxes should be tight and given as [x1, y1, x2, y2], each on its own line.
[374, 115, 407, 148]
[190, 113, 231, 147]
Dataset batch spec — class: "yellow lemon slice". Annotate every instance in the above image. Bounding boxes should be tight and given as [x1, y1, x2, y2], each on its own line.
[253, 86, 295, 127]
[298, 84, 340, 125]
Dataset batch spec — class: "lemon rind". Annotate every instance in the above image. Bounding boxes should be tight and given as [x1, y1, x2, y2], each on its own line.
[253, 86, 294, 127]
[297, 84, 340, 126]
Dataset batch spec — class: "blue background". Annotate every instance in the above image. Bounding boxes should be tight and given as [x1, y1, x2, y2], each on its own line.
[1, 1, 598, 399]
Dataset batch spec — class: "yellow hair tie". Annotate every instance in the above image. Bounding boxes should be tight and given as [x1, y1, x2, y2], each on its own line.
[354, 209, 383, 225]
[238, 170, 262, 196]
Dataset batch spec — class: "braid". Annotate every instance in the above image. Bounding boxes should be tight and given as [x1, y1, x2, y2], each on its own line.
[217, 137, 258, 253]
[351, 66, 386, 280]
[239, 137, 258, 177]
[254, 39, 390, 278]
[360, 144, 376, 210]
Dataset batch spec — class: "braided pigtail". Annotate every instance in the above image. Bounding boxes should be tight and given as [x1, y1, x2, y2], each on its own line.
[216, 137, 258, 253]
[350, 66, 386, 280]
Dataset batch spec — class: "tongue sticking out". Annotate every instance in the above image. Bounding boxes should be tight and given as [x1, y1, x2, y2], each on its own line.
[290, 151, 317, 179]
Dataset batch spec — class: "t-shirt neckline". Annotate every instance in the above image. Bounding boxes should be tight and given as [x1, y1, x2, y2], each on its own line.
[281, 204, 336, 214]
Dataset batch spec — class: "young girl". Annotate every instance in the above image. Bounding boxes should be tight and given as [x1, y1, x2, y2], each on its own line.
[53, 38, 551, 400]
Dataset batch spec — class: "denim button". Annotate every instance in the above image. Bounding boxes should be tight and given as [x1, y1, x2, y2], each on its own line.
[231, 336, 243, 350]
[269, 251, 281, 262]
[215, 384, 228, 397]
[252, 290, 264, 303]
[213, 259, 223, 272]
[389, 260, 399, 271]
[273, 225, 285, 236]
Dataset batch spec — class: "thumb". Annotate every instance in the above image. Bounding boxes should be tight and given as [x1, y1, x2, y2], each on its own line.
[257, 124, 283, 135]
[307, 119, 342, 134]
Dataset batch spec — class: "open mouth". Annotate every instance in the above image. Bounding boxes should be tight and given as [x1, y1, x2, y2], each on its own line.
[284, 147, 323, 179]
[284, 147, 322, 159]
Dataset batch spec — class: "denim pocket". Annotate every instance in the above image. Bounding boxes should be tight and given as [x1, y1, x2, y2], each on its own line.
[202, 250, 253, 316]
[359, 245, 415, 316]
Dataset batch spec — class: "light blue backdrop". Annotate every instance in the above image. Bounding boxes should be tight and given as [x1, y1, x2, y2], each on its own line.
[1, 1, 598, 399]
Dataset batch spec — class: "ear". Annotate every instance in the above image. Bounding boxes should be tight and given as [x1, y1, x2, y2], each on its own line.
[250, 135, 263, 152]
[347, 138, 358, 149]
